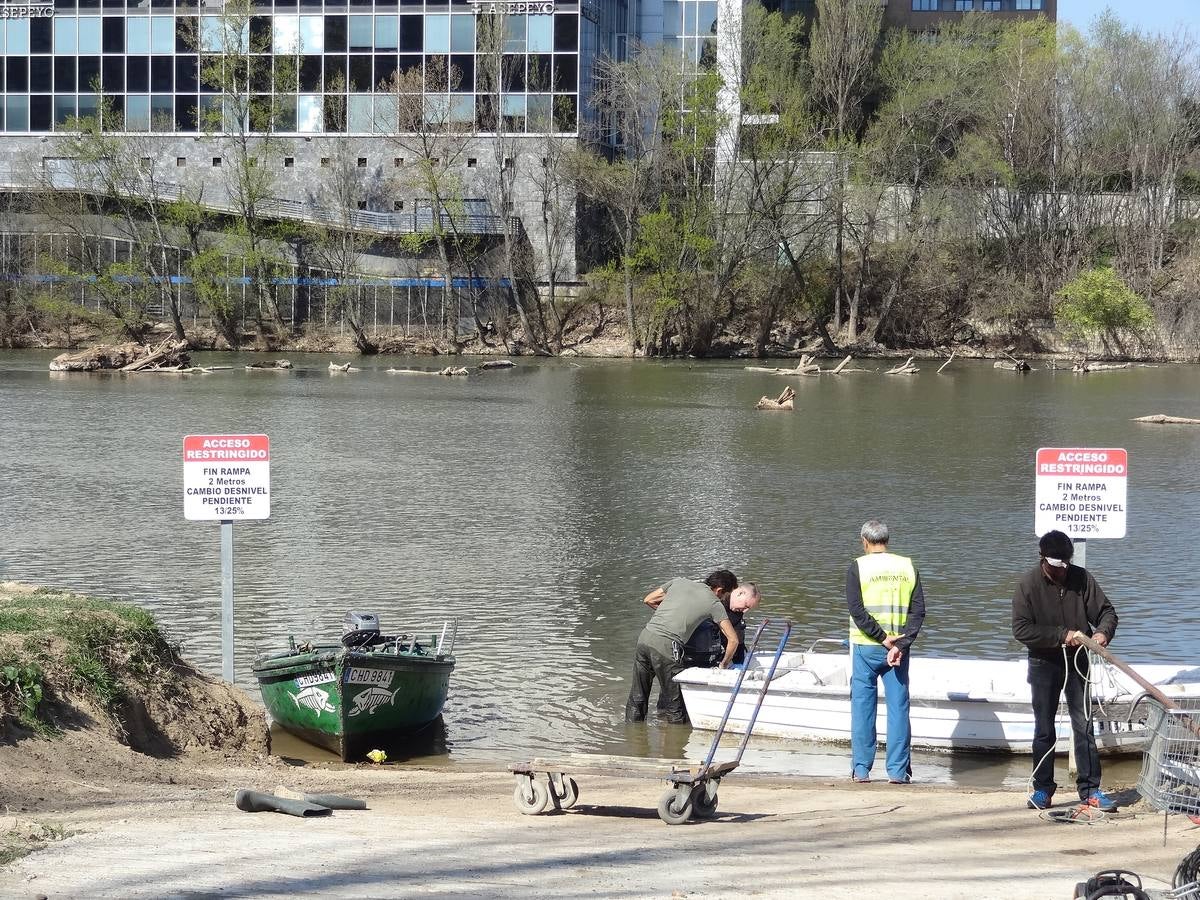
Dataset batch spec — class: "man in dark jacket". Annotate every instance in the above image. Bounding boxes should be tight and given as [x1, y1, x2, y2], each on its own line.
[1012, 530, 1119, 812]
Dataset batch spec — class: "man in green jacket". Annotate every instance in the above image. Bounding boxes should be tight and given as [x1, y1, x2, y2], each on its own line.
[1012, 530, 1119, 812]
[625, 570, 742, 723]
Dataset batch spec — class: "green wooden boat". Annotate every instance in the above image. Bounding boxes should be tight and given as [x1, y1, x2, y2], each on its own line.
[253, 614, 456, 761]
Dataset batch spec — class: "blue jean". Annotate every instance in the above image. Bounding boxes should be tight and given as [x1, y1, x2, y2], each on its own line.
[850, 643, 912, 781]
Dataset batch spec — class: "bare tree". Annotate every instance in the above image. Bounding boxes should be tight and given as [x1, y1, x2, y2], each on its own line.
[307, 84, 381, 353]
[808, 0, 883, 333]
[185, 0, 296, 345]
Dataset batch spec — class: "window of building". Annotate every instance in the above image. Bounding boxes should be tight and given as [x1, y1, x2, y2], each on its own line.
[955, 0, 973, 10]
[150, 16, 172, 54]
[981, 0, 1000, 9]
[6, 96, 28, 132]
[212, 156, 221, 167]
[6, 20, 30, 56]
[348, 15, 372, 51]
[176, 157, 186, 167]
[273, 17, 298, 54]
[1015, 0, 1044, 8]
[297, 95, 322, 132]
[126, 17, 149, 54]
[911, 0, 938, 10]
[424, 14, 449, 53]
[299, 15, 323, 53]
[467, 158, 477, 168]
[357, 156, 367, 167]
[53, 17, 76, 54]
[77, 16, 100, 54]
[374, 15, 398, 50]
[284, 156, 294, 167]
[527, 15, 553, 52]
[450, 14, 474, 53]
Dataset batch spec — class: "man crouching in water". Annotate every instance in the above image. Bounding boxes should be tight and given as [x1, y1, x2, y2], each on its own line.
[625, 570, 742, 724]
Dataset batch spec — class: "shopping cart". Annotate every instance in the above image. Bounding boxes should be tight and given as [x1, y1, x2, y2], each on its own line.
[1137, 697, 1200, 823]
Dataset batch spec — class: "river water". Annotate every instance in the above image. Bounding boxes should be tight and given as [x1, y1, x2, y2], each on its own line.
[2, 351, 1198, 786]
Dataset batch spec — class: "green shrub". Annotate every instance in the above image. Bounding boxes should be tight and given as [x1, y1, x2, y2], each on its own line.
[1055, 267, 1154, 353]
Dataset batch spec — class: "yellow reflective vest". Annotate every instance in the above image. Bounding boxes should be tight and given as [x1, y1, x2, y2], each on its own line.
[849, 551, 917, 645]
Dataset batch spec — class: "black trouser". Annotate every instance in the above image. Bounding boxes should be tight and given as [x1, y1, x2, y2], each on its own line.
[1029, 650, 1101, 799]
[625, 639, 688, 724]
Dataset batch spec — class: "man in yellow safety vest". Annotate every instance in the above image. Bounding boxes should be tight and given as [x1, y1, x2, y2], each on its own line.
[846, 519, 927, 784]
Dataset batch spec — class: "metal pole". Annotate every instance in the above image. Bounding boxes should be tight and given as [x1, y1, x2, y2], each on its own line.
[1068, 538, 1086, 775]
[221, 519, 235, 682]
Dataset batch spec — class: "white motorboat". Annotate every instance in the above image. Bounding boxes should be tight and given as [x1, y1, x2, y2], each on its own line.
[675, 642, 1200, 754]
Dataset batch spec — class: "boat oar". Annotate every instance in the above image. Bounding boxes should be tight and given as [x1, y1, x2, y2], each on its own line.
[1074, 634, 1200, 739]
[235, 789, 332, 818]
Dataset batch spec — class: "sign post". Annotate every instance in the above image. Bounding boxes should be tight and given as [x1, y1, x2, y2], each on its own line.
[1034, 447, 1127, 542]
[184, 434, 271, 682]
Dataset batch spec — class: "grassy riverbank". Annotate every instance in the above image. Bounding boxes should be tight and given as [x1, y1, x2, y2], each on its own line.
[0, 584, 171, 737]
[0, 582, 266, 754]
[0, 583, 268, 865]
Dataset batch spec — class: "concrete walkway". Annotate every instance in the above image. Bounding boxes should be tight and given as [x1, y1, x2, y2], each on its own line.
[2, 770, 1196, 899]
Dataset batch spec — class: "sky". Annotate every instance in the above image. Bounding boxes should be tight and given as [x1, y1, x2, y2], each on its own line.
[1057, 0, 1200, 35]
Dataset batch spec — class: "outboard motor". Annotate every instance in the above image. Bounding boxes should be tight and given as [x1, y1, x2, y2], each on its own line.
[341, 612, 381, 649]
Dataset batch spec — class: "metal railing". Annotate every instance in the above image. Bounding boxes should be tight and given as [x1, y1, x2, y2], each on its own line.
[0, 164, 520, 238]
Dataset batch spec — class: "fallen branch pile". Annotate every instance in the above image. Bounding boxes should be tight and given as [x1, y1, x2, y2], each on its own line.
[49, 338, 190, 372]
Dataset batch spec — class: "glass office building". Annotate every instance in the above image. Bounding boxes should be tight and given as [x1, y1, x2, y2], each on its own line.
[0, 2, 587, 134]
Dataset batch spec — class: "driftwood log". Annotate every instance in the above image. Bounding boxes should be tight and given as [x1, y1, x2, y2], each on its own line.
[386, 366, 469, 377]
[744, 366, 819, 376]
[756, 385, 795, 411]
[937, 351, 956, 374]
[1074, 361, 1132, 372]
[328, 362, 360, 373]
[49, 338, 190, 372]
[886, 356, 919, 375]
[994, 360, 1031, 372]
[246, 359, 293, 371]
[478, 359, 516, 370]
[1133, 414, 1200, 425]
[141, 365, 221, 374]
[829, 355, 853, 374]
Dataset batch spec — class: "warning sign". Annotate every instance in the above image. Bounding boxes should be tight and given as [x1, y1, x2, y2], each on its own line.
[1034, 447, 1126, 539]
[184, 434, 271, 521]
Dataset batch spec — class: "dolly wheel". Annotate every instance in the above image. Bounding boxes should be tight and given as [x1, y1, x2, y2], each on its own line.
[513, 775, 549, 815]
[692, 782, 719, 819]
[658, 786, 694, 825]
[549, 774, 579, 810]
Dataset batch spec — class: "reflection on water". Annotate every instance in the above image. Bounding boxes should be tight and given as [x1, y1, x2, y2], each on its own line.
[2, 351, 1199, 786]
